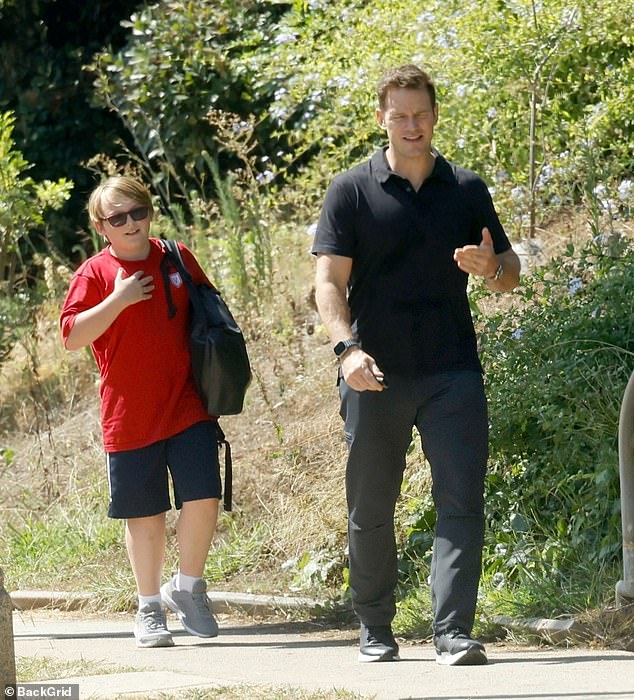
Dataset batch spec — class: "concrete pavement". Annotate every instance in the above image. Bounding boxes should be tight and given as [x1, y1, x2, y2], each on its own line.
[11, 608, 634, 700]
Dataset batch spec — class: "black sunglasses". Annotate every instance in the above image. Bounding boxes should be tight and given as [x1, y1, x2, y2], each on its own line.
[100, 206, 150, 228]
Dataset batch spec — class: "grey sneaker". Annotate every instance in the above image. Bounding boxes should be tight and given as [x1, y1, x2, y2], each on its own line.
[134, 602, 174, 648]
[161, 576, 219, 638]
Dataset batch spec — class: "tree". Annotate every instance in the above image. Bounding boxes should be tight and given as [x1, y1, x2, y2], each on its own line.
[0, 0, 144, 253]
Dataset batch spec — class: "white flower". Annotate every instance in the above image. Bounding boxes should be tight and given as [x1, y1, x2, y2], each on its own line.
[270, 105, 289, 123]
[511, 328, 524, 340]
[274, 32, 297, 46]
[256, 170, 275, 185]
[536, 164, 555, 187]
[231, 120, 249, 134]
[568, 277, 582, 295]
[492, 572, 506, 589]
[617, 179, 633, 202]
[455, 84, 468, 98]
[510, 186, 526, 202]
[330, 76, 350, 89]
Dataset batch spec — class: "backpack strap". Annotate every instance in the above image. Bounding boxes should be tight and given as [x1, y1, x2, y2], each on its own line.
[160, 239, 233, 512]
[216, 421, 232, 512]
[160, 238, 211, 316]
[159, 239, 183, 319]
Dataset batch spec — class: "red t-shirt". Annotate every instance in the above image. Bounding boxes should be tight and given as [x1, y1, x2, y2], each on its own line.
[60, 238, 213, 452]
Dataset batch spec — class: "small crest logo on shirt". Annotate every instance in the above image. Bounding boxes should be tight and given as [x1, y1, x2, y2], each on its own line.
[169, 272, 183, 288]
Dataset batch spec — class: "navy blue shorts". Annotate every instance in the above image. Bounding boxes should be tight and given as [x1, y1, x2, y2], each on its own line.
[107, 420, 221, 519]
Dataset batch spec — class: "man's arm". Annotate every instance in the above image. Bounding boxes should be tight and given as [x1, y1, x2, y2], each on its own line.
[314, 253, 384, 392]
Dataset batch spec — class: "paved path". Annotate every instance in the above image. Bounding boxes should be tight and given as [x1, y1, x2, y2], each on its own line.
[11, 610, 634, 699]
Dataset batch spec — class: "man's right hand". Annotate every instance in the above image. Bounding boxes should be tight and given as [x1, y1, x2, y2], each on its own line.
[340, 347, 385, 391]
[113, 268, 154, 307]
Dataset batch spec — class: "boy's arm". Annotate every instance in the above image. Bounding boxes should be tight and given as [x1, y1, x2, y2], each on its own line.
[64, 268, 154, 350]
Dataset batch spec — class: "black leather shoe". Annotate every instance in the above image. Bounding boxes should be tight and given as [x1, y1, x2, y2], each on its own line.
[358, 623, 400, 662]
[434, 628, 487, 666]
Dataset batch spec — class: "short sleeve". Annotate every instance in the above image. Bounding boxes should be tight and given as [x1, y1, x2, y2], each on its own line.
[311, 177, 358, 258]
[59, 269, 105, 345]
[466, 176, 511, 254]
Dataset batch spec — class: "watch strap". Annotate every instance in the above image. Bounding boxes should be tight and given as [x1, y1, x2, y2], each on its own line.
[334, 338, 360, 357]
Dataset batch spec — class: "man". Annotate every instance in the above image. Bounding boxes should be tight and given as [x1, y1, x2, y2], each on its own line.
[312, 64, 520, 666]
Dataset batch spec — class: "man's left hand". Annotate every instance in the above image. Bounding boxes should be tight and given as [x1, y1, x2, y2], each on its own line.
[453, 227, 498, 279]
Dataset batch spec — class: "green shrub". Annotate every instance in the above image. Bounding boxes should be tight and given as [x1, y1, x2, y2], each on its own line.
[89, 0, 633, 242]
[395, 239, 634, 618]
[478, 238, 634, 614]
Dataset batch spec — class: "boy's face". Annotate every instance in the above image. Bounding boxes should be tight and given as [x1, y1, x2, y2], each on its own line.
[94, 191, 153, 261]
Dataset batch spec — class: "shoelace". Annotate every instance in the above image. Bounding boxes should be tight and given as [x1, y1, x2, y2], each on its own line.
[367, 626, 393, 644]
[192, 591, 212, 614]
[140, 609, 167, 631]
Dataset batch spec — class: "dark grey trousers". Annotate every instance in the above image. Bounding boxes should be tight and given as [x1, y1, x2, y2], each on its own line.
[339, 370, 488, 634]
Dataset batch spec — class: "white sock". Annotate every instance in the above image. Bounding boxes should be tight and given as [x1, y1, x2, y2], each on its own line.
[176, 571, 201, 593]
[138, 593, 161, 608]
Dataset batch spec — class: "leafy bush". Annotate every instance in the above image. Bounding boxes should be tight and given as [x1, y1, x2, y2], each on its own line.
[478, 238, 634, 614]
[88, 0, 290, 201]
[395, 238, 634, 618]
[236, 0, 634, 236]
[0, 0, 143, 252]
[0, 111, 71, 365]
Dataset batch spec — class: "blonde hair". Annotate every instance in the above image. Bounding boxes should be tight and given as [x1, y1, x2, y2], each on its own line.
[87, 176, 154, 223]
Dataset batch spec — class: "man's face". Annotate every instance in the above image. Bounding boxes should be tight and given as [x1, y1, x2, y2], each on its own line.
[94, 192, 152, 260]
[376, 87, 438, 161]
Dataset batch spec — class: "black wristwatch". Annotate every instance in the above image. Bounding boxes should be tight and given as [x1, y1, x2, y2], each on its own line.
[334, 338, 360, 357]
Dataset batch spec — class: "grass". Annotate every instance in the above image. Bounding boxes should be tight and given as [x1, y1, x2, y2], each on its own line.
[17, 656, 136, 682]
[128, 688, 371, 700]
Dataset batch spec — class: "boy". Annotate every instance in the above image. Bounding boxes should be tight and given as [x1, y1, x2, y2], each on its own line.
[60, 176, 221, 647]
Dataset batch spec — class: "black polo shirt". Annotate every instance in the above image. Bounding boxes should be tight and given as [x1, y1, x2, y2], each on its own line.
[312, 148, 511, 377]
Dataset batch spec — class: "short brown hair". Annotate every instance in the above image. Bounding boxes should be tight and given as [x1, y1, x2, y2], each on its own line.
[87, 176, 154, 223]
[376, 64, 436, 110]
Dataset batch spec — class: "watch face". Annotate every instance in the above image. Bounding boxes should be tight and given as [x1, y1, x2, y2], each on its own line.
[334, 339, 358, 356]
[334, 341, 347, 356]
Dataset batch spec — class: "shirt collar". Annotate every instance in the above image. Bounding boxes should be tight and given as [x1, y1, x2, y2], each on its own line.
[371, 146, 454, 185]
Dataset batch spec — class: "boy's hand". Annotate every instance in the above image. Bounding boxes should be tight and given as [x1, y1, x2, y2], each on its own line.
[113, 268, 155, 307]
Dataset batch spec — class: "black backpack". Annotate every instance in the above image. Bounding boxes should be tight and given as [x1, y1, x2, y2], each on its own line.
[160, 239, 252, 417]
[160, 240, 252, 512]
